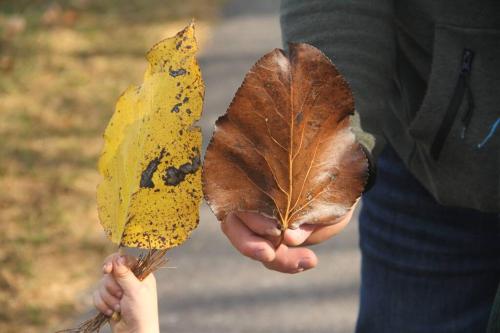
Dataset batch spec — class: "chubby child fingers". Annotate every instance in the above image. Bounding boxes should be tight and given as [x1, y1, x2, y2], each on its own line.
[99, 283, 121, 312]
[102, 253, 120, 274]
[93, 290, 114, 317]
[121, 254, 138, 269]
[102, 253, 139, 274]
[102, 274, 123, 298]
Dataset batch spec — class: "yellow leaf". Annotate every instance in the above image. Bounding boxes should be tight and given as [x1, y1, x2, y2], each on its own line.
[97, 23, 204, 250]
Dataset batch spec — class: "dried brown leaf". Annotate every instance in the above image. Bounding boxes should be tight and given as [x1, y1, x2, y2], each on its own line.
[203, 43, 368, 230]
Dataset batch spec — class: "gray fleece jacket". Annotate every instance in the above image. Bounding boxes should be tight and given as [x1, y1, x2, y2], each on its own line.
[280, 0, 500, 330]
[281, 0, 499, 212]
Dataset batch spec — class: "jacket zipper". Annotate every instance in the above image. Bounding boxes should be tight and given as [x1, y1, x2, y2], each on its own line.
[430, 48, 474, 160]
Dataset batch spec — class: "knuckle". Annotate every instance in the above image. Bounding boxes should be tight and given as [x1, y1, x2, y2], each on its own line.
[93, 293, 104, 309]
[104, 276, 116, 289]
[103, 294, 117, 307]
[106, 283, 119, 295]
[105, 284, 118, 296]
[103, 273, 112, 281]
[100, 289, 111, 302]
[285, 237, 302, 247]
[104, 283, 114, 293]
[238, 243, 255, 258]
[245, 221, 263, 234]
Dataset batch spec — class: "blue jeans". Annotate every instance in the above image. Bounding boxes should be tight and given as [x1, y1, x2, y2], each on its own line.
[356, 146, 500, 333]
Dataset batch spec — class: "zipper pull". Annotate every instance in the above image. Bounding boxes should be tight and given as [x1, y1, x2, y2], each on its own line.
[460, 48, 474, 75]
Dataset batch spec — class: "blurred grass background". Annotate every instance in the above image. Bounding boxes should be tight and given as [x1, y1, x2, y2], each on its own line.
[0, 1, 223, 331]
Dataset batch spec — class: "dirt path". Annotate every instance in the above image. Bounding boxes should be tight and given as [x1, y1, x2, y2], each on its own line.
[156, 1, 362, 332]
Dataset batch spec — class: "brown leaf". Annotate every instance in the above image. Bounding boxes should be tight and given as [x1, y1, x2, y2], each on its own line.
[203, 43, 368, 230]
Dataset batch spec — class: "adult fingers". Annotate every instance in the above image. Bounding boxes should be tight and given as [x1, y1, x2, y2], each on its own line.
[305, 219, 351, 245]
[221, 213, 276, 262]
[305, 207, 356, 245]
[263, 244, 318, 274]
[282, 224, 316, 246]
[235, 212, 281, 237]
[93, 290, 114, 317]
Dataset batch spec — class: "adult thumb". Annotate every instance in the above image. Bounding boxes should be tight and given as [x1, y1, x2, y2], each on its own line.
[112, 255, 140, 291]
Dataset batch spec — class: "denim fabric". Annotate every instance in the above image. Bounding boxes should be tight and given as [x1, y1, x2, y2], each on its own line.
[356, 145, 500, 333]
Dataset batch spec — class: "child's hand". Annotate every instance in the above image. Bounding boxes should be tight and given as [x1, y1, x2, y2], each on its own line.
[93, 253, 160, 333]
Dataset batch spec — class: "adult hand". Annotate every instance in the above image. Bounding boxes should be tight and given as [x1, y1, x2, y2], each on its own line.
[221, 201, 357, 274]
[93, 253, 160, 333]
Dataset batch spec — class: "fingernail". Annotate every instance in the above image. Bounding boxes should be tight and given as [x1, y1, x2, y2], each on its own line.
[106, 309, 113, 316]
[264, 227, 281, 237]
[298, 257, 314, 271]
[254, 249, 271, 262]
[117, 256, 125, 266]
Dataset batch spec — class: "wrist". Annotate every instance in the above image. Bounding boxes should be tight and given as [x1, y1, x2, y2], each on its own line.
[137, 313, 159, 333]
[112, 317, 159, 333]
[138, 324, 159, 333]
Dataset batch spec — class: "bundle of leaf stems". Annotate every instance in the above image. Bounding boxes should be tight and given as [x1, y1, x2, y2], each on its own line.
[57, 249, 167, 333]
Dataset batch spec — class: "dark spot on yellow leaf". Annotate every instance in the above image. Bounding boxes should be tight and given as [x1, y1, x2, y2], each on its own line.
[140, 149, 165, 188]
[169, 67, 187, 77]
[171, 103, 182, 113]
[163, 154, 200, 186]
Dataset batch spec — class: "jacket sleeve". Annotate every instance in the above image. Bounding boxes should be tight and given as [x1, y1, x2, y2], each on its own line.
[280, 0, 396, 164]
